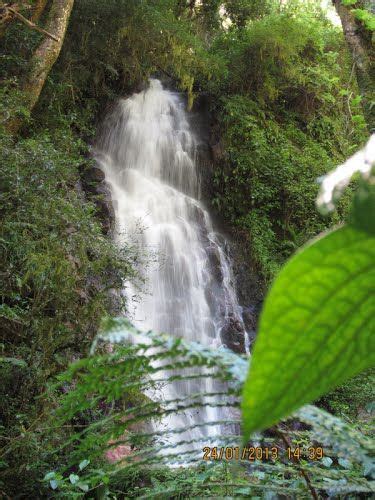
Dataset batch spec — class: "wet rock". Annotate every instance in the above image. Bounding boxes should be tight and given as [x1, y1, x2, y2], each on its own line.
[94, 183, 116, 235]
[79, 164, 115, 235]
[109, 290, 123, 315]
[226, 237, 265, 351]
[206, 245, 224, 283]
[242, 305, 258, 332]
[221, 314, 246, 354]
[211, 141, 225, 163]
[65, 224, 77, 235]
[105, 442, 134, 464]
[190, 92, 264, 356]
[187, 201, 206, 228]
[84, 165, 106, 185]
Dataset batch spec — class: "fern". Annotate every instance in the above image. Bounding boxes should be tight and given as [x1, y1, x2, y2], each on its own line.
[39, 318, 375, 497]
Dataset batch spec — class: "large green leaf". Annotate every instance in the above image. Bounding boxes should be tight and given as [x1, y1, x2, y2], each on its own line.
[350, 179, 375, 236]
[242, 225, 375, 438]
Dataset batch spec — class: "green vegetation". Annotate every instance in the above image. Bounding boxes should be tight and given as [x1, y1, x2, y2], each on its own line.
[319, 368, 375, 420]
[0, 0, 374, 498]
[342, 0, 375, 31]
[242, 197, 375, 437]
[0, 119, 137, 494]
[209, 11, 367, 281]
[33, 320, 375, 497]
[40, 320, 247, 496]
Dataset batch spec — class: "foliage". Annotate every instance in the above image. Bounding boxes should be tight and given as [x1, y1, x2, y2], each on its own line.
[222, 0, 273, 26]
[295, 404, 375, 478]
[319, 367, 375, 419]
[36, 319, 375, 498]
[242, 225, 375, 435]
[52, 0, 224, 110]
[352, 8, 375, 31]
[209, 10, 367, 281]
[209, 12, 341, 102]
[242, 139, 375, 436]
[341, 0, 375, 31]
[211, 95, 353, 281]
[0, 111, 136, 495]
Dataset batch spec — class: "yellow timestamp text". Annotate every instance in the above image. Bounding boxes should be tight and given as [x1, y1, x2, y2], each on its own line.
[202, 446, 324, 461]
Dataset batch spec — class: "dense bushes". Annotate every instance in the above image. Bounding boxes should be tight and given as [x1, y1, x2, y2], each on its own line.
[51, 0, 223, 110]
[0, 119, 136, 493]
[211, 95, 347, 280]
[207, 12, 367, 281]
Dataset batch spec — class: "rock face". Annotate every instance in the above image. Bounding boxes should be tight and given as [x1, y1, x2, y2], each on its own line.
[79, 160, 123, 318]
[79, 162, 115, 235]
[192, 93, 264, 353]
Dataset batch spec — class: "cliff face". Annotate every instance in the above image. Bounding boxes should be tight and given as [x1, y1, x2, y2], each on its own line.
[79, 162, 115, 236]
[192, 93, 264, 352]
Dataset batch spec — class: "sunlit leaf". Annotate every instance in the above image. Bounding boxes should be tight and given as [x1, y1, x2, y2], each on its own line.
[69, 474, 79, 484]
[242, 225, 375, 437]
[77, 482, 89, 492]
[79, 459, 90, 471]
[322, 457, 333, 468]
[49, 479, 59, 490]
[350, 179, 375, 235]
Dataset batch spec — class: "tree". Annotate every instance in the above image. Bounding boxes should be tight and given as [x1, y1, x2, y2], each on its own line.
[333, 0, 375, 132]
[6, 0, 74, 134]
[223, 0, 272, 26]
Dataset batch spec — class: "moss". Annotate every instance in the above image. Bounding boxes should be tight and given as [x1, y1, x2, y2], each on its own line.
[0, 113, 136, 495]
[209, 13, 367, 283]
[318, 368, 375, 424]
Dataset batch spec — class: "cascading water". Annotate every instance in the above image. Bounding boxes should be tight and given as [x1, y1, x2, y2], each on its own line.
[95, 79, 246, 454]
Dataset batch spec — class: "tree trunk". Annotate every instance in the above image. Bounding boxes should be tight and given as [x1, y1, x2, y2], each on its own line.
[333, 0, 375, 132]
[6, 0, 74, 134]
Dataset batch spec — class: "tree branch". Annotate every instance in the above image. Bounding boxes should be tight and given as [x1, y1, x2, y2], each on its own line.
[7, 5, 59, 41]
[277, 428, 319, 500]
[5, 0, 74, 135]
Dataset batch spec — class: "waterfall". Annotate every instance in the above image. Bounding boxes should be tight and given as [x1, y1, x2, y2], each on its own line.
[95, 79, 246, 456]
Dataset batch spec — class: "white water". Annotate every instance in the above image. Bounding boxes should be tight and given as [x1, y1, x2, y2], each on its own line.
[95, 79, 246, 453]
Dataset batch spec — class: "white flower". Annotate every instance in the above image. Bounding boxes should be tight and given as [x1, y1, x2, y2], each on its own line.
[317, 134, 375, 214]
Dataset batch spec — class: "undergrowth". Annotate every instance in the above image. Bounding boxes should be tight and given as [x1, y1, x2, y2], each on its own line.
[0, 110, 136, 494]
